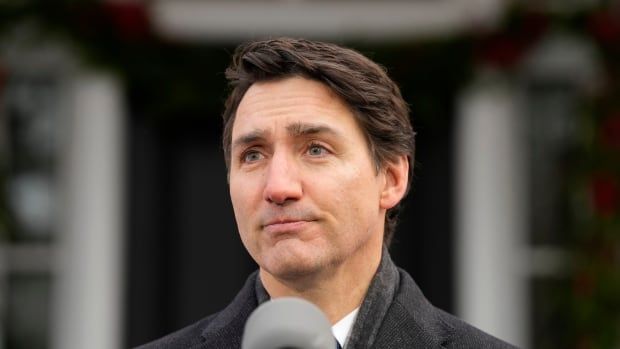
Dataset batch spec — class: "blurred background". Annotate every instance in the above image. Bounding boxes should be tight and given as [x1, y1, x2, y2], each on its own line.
[0, 0, 619, 348]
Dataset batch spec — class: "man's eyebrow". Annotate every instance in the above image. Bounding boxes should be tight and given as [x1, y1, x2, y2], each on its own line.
[232, 130, 267, 150]
[232, 123, 341, 150]
[286, 122, 341, 138]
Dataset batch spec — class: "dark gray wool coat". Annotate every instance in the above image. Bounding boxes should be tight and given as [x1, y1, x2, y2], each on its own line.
[136, 249, 518, 349]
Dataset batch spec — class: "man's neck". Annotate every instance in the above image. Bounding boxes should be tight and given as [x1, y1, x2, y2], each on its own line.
[259, 242, 383, 324]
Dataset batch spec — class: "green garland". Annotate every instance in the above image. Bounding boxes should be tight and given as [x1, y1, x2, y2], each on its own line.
[564, 17, 620, 346]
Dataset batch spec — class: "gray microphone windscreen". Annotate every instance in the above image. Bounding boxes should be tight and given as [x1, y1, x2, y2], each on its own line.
[242, 297, 336, 349]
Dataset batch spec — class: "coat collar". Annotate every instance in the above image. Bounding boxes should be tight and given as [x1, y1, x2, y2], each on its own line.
[345, 245, 400, 347]
[199, 271, 260, 348]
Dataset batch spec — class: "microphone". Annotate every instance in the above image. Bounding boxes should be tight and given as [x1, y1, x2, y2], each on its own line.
[242, 297, 337, 349]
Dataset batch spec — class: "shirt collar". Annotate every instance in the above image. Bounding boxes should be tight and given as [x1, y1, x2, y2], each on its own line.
[332, 307, 359, 347]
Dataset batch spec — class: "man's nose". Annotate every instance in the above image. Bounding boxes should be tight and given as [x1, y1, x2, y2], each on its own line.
[263, 152, 302, 205]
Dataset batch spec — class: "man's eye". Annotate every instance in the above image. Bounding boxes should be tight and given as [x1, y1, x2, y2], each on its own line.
[243, 151, 263, 163]
[307, 144, 327, 156]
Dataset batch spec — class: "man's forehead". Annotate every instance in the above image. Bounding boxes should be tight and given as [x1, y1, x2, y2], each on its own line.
[235, 77, 345, 117]
[232, 77, 356, 138]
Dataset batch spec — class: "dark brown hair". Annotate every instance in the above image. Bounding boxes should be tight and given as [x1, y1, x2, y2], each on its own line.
[222, 37, 415, 245]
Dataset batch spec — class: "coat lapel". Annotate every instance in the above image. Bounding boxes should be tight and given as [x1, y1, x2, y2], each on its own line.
[347, 248, 449, 348]
[198, 271, 260, 348]
[371, 271, 449, 348]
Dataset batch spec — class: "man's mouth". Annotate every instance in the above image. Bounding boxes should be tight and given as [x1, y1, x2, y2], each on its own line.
[262, 219, 314, 235]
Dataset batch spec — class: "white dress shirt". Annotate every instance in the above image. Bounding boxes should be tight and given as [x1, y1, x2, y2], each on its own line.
[331, 307, 360, 348]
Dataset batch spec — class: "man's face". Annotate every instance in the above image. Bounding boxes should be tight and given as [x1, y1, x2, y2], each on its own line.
[229, 77, 390, 280]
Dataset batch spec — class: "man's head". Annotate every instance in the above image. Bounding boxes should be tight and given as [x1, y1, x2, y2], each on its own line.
[223, 38, 415, 246]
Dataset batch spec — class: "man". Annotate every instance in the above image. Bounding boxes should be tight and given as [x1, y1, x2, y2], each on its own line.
[138, 38, 516, 348]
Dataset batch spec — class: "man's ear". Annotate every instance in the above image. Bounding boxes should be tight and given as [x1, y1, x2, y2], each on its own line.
[380, 155, 409, 210]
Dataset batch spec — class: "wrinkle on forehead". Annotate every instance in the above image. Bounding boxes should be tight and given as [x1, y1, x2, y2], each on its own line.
[234, 77, 351, 127]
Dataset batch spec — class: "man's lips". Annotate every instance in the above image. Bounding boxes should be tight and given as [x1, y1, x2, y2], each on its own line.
[261, 219, 314, 234]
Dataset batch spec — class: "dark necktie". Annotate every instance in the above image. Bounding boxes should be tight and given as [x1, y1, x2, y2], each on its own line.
[335, 338, 343, 349]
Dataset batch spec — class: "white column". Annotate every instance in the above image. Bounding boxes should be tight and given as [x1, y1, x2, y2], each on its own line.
[455, 71, 528, 347]
[52, 72, 125, 349]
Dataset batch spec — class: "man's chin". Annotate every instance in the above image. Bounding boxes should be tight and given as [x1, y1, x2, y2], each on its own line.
[260, 249, 327, 281]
